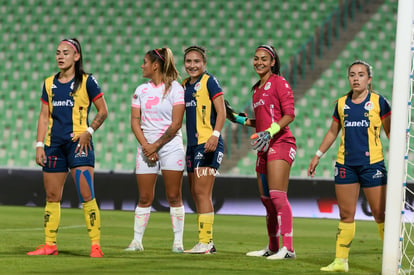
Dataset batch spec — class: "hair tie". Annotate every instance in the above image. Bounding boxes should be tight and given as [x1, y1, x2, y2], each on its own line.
[256, 45, 275, 59]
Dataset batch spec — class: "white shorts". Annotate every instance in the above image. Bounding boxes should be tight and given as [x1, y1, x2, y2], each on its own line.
[135, 135, 185, 174]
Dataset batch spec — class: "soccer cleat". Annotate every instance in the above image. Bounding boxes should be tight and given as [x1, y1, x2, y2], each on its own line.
[90, 244, 104, 258]
[266, 246, 296, 260]
[246, 246, 277, 257]
[320, 258, 349, 272]
[124, 239, 144, 251]
[27, 244, 58, 256]
[184, 241, 216, 254]
[172, 241, 184, 253]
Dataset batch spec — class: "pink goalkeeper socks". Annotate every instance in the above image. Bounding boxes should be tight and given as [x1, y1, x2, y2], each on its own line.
[270, 190, 293, 252]
[260, 196, 279, 252]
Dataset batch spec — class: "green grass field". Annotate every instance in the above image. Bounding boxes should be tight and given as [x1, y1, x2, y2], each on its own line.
[0, 206, 382, 274]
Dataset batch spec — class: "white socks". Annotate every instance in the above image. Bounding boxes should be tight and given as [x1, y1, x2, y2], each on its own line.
[170, 206, 185, 244]
[133, 206, 151, 243]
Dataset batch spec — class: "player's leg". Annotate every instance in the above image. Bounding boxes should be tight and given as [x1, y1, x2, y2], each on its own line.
[162, 169, 185, 253]
[360, 162, 387, 241]
[70, 165, 103, 257]
[125, 173, 158, 251]
[266, 159, 296, 260]
[246, 173, 279, 257]
[28, 144, 68, 256]
[27, 172, 66, 256]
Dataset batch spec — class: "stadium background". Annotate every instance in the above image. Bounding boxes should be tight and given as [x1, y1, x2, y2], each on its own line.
[0, 0, 400, 220]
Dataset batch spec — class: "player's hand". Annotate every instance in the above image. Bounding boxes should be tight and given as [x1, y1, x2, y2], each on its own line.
[225, 100, 247, 125]
[308, 156, 320, 177]
[147, 152, 159, 163]
[250, 131, 272, 152]
[35, 147, 46, 167]
[250, 123, 280, 152]
[73, 131, 92, 156]
[142, 143, 158, 157]
[204, 135, 218, 153]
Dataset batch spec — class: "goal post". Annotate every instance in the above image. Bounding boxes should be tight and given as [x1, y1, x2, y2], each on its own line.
[382, 1, 414, 274]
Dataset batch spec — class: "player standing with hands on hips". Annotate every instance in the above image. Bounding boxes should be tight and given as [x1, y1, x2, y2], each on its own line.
[308, 60, 391, 272]
[226, 45, 296, 260]
[125, 47, 186, 253]
[182, 45, 226, 254]
[28, 38, 108, 257]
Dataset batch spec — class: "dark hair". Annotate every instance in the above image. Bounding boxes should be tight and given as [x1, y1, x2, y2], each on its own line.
[251, 45, 281, 91]
[146, 47, 180, 96]
[60, 38, 86, 94]
[183, 45, 207, 62]
[346, 60, 373, 97]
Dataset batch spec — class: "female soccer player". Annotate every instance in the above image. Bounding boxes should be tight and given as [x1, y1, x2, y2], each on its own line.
[227, 45, 296, 260]
[125, 47, 186, 253]
[308, 60, 391, 272]
[182, 45, 226, 254]
[28, 38, 108, 257]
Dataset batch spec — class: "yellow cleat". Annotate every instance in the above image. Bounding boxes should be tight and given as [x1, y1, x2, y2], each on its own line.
[320, 258, 349, 272]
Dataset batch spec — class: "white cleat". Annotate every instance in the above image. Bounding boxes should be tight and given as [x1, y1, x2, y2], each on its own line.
[124, 239, 144, 251]
[184, 241, 216, 254]
[246, 246, 277, 257]
[172, 241, 184, 253]
[267, 246, 296, 260]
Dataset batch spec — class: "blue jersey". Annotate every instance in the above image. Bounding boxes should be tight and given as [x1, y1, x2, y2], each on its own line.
[333, 92, 391, 165]
[183, 72, 223, 146]
[41, 73, 103, 146]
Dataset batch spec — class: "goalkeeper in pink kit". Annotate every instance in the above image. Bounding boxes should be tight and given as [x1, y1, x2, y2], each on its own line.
[226, 45, 296, 260]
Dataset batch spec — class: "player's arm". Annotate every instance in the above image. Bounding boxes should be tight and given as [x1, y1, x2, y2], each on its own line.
[205, 94, 226, 153]
[35, 102, 49, 166]
[152, 103, 185, 152]
[131, 107, 148, 147]
[382, 114, 391, 139]
[308, 119, 341, 177]
[75, 96, 108, 155]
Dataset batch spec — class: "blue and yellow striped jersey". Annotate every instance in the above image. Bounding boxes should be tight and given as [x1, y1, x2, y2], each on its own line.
[183, 72, 223, 146]
[333, 92, 391, 165]
[41, 73, 103, 146]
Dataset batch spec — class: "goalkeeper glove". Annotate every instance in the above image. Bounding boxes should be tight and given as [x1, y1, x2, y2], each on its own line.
[250, 122, 281, 152]
[225, 100, 248, 125]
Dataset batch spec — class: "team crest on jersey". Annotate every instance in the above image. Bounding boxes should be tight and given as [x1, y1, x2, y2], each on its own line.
[364, 101, 373, 111]
[195, 82, 201, 91]
[264, 82, 271, 90]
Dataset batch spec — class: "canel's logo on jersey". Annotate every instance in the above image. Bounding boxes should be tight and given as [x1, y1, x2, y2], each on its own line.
[344, 119, 369, 127]
[186, 100, 196, 107]
[52, 99, 74, 107]
[253, 99, 265, 109]
[145, 96, 160, 109]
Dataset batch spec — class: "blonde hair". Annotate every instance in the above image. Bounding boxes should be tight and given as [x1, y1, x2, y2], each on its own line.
[147, 47, 180, 96]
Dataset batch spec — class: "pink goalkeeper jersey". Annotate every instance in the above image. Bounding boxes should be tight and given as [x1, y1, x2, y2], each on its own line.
[252, 74, 296, 144]
[131, 80, 184, 143]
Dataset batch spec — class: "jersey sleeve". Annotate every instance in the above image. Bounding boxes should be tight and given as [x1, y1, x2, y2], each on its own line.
[171, 81, 185, 105]
[332, 102, 340, 122]
[379, 95, 391, 119]
[40, 82, 48, 104]
[206, 75, 223, 100]
[276, 77, 295, 118]
[86, 75, 103, 102]
[131, 84, 144, 109]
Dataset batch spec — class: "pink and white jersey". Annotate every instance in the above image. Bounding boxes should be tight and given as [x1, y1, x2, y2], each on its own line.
[131, 80, 185, 143]
[252, 74, 296, 144]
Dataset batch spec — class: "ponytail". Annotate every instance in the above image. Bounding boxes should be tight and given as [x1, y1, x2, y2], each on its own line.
[148, 47, 180, 96]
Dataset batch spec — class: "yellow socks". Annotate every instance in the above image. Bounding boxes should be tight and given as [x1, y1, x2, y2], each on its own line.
[44, 201, 61, 245]
[83, 198, 101, 245]
[335, 221, 355, 259]
[377, 222, 384, 241]
[198, 212, 214, 244]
